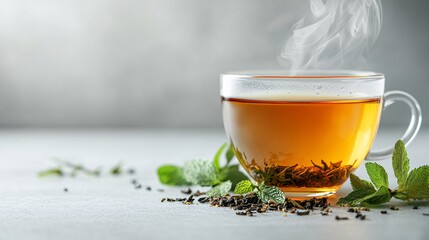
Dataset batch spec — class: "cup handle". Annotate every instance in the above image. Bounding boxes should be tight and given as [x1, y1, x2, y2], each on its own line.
[366, 91, 422, 161]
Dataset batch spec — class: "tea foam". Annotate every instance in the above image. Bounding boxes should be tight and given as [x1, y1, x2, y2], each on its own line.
[232, 92, 372, 101]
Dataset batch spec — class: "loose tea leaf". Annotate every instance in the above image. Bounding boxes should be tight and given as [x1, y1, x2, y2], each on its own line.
[163, 192, 329, 217]
[338, 140, 429, 206]
[252, 159, 355, 189]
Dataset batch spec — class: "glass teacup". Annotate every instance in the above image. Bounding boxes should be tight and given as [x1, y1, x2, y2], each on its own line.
[221, 70, 422, 197]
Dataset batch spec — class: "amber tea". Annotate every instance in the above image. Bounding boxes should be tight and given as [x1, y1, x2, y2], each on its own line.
[222, 95, 382, 195]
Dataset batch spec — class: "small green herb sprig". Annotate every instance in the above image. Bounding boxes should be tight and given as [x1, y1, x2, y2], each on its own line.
[157, 144, 249, 196]
[38, 159, 134, 177]
[338, 140, 429, 206]
[234, 180, 286, 203]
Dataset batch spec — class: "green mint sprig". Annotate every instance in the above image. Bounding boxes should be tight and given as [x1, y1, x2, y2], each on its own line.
[234, 180, 285, 204]
[38, 159, 135, 177]
[157, 144, 249, 196]
[337, 140, 429, 206]
[38, 160, 101, 177]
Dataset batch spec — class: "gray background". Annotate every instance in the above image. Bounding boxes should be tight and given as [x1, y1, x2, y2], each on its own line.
[0, 0, 428, 128]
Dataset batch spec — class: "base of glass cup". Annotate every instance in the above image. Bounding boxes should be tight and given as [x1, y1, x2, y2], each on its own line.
[283, 191, 336, 198]
[280, 187, 338, 198]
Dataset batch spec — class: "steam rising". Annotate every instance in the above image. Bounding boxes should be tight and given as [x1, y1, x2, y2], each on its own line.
[279, 0, 382, 74]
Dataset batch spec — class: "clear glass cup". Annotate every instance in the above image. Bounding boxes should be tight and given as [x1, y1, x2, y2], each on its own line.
[221, 70, 422, 197]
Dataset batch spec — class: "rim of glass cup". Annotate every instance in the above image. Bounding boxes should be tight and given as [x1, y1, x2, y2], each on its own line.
[222, 70, 384, 81]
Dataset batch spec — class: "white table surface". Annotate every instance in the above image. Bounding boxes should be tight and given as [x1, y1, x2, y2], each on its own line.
[0, 128, 428, 240]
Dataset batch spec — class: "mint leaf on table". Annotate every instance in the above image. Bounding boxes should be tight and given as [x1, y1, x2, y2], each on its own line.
[234, 180, 254, 194]
[338, 140, 429, 206]
[207, 181, 232, 197]
[157, 165, 191, 186]
[256, 182, 285, 204]
[392, 140, 410, 187]
[183, 160, 220, 186]
[365, 162, 389, 189]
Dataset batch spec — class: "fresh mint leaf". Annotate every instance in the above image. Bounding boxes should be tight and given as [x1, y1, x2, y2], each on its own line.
[213, 143, 227, 171]
[392, 140, 410, 188]
[337, 188, 376, 205]
[349, 174, 375, 191]
[225, 144, 235, 165]
[234, 180, 254, 194]
[339, 139, 428, 206]
[337, 186, 391, 206]
[207, 180, 232, 197]
[365, 162, 389, 189]
[257, 183, 285, 204]
[183, 160, 220, 186]
[38, 167, 63, 177]
[219, 164, 249, 188]
[364, 186, 392, 205]
[157, 165, 190, 186]
[400, 165, 429, 200]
